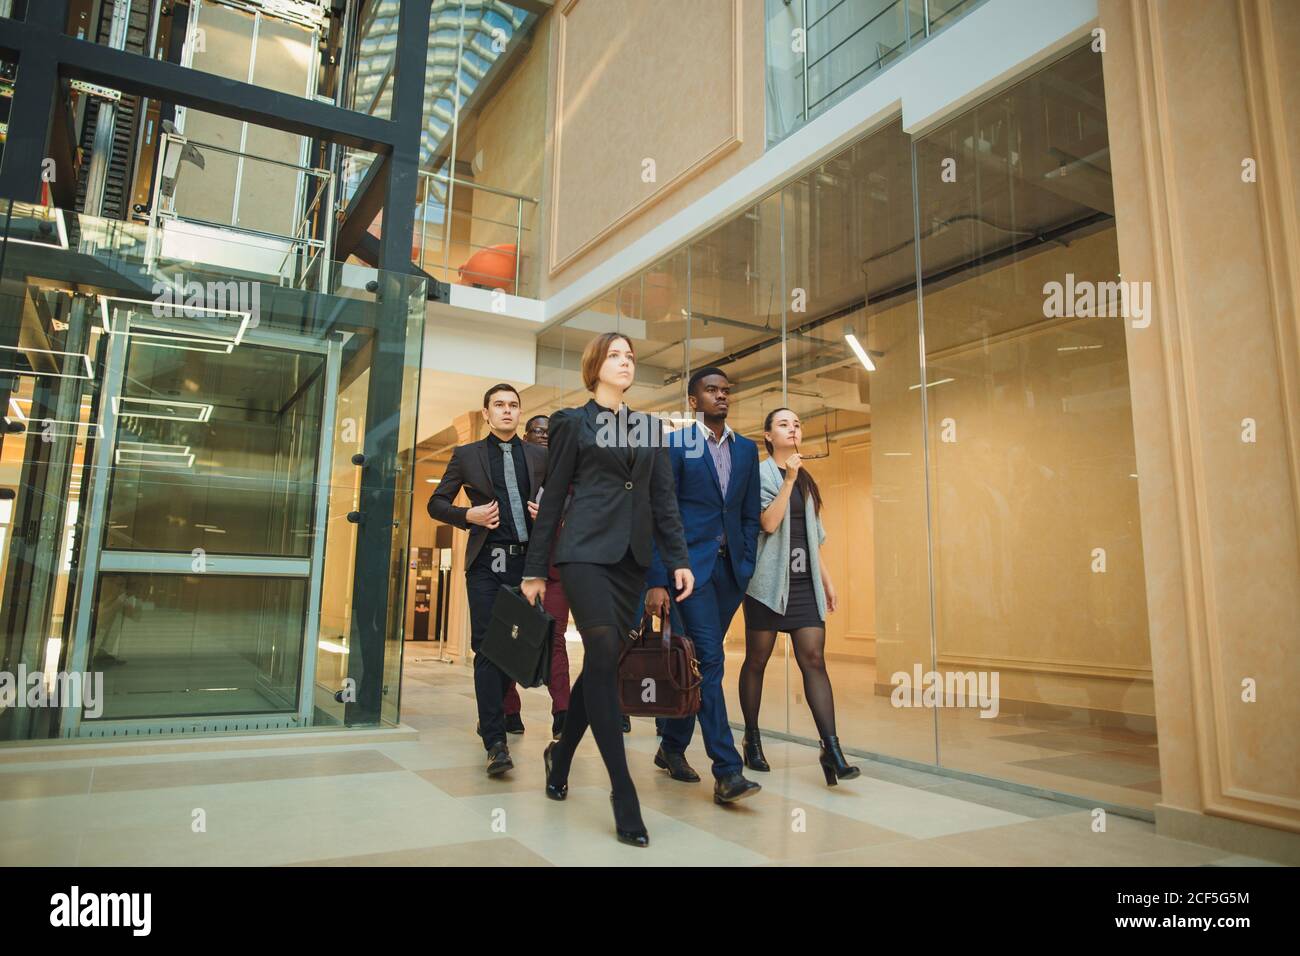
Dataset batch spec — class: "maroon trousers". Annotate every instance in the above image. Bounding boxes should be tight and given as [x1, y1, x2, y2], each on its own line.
[504, 562, 572, 715]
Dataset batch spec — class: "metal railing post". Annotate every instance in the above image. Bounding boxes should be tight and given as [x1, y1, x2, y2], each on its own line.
[801, 0, 810, 122]
[514, 196, 523, 295]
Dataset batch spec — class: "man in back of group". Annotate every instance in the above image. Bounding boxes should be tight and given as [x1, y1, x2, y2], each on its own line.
[428, 384, 546, 776]
[500, 414, 572, 740]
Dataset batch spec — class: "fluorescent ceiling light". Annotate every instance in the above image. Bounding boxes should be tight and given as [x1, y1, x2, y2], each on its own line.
[29, 419, 103, 439]
[2, 208, 69, 250]
[115, 442, 196, 469]
[98, 295, 250, 351]
[844, 333, 876, 372]
[0, 345, 94, 380]
[113, 396, 213, 423]
[908, 378, 955, 390]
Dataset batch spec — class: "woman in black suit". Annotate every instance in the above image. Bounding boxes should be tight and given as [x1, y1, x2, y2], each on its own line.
[521, 331, 694, 847]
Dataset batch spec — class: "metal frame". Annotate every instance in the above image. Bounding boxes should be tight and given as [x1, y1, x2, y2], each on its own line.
[297, 333, 341, 725]
[2, 0, 432, 731]
[61, 308, 343, 736]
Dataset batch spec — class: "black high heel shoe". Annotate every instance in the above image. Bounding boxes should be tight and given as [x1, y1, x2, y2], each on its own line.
[742, 728, 770, 772]
[544, 742, 568, 801]
[818, 735, 861, 786]
[610, 792, 649, 848]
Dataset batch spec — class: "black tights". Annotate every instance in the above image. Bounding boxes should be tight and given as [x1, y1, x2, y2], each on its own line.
[547, 624, 642, 831]
[739, 627, 838, 739]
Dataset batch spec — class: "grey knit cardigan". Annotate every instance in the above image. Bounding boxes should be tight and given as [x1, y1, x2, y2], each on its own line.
[744, 456, 827, 618]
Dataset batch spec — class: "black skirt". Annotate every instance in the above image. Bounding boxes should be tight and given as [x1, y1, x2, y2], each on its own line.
[559, 547, 646, 636]
[743, 573, 823, 632]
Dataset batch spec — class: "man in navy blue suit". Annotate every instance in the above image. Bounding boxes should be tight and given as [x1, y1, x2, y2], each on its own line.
[646, 367, 762, 804]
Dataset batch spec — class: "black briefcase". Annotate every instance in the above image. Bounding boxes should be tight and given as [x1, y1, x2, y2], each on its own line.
[480, 585, 555, 688]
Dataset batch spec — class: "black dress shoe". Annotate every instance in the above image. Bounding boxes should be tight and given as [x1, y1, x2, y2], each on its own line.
[505, 713, 525, 735]
[551, 710, 567, 740]
[713, 772, 761, 804]
[610, 793, 649, 848]
[543, 741, 567, 800]
[653, 746, 701, 783]
[485, 741, 513, 777]
[818, 735, 861, 786]
[621, 715, 631, 733]
[742, 727, 771, 772]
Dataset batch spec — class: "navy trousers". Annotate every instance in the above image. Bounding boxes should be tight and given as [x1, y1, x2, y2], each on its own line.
[466, 549, 524, 749]
[657, 556, 744, 779]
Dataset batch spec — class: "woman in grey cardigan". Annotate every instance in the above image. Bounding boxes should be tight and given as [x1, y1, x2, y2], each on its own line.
[740, 407, 860, 785]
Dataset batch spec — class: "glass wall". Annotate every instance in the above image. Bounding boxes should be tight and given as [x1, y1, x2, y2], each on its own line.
[547, 44, 1159, 811]
[765, 0, 990, 145]
[346, 0, 548, 297]
[0, 199, 426, 740]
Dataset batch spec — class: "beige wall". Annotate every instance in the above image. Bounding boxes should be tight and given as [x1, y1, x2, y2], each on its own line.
[538, 0, 766, 296]
[1100, 0, 1300, 840]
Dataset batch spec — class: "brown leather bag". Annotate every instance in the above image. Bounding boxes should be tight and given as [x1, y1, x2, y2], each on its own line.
[618, 611, 702, 719]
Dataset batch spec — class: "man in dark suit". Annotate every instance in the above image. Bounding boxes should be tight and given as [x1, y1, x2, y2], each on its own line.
[500, 414, 572, 741]
[646, 367, 762, 804]
[428, 384, 546, 776]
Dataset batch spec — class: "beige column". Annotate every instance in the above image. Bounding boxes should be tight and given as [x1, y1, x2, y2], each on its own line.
[443, 411, 485, 662]
[1099, 0, 1300, 858]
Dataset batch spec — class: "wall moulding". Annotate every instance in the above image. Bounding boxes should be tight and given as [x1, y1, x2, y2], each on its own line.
[1116, 0, 1300, 834]
[547, 0, 744, 276]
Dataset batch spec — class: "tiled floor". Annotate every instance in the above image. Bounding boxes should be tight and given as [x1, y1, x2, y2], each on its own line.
[0, 655, 1276, 867]
[570, 631, 1161, 809]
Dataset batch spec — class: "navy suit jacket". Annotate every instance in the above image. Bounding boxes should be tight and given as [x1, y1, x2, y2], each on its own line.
[647, 424, 761, 591]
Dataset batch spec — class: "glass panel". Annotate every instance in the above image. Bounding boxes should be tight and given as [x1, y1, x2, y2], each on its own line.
[0, 199, 426, 741]
[685, 192, 791, 735]
[915, 47, 1158, 808]
[929, 0, 981, 32]
[418, 2, 544, 296]
[805, 0, 908, 118]
[0, 279, 99, 742]
[104, 335, 326, 557]
[781, 119, 938, 763]
[89, 572, 307, 719]
[765, 0, 993, 144]
[314, 363, 368, 725]
[0, 55, 14, 167]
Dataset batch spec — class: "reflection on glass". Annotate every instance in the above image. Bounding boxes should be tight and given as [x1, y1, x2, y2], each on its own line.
[90, 573, 306, 720]
[106, 339, 325, 557]
[916, 46, 1159, 809]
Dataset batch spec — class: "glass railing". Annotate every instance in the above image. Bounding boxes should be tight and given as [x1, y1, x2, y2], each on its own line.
[414, 170, 539, 298]
[766, 0, 991, 145]
[149, 131, 336, 290]
[0, 197, 426, 741]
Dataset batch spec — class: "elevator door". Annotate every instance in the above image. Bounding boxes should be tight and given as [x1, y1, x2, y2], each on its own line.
[63, 308, 339, 736]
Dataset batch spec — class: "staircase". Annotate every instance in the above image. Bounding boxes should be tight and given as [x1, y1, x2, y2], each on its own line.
[74, 0, 151, 220]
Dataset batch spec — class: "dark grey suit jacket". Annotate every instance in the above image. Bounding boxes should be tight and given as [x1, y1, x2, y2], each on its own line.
[427, 436, 547, 568]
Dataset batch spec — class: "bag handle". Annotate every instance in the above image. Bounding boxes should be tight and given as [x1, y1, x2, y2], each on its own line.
[631, 607, 672, 648]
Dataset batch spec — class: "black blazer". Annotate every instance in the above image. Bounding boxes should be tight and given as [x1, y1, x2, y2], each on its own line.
[523, 399, 689, 579]
[427, 436, 547, 568]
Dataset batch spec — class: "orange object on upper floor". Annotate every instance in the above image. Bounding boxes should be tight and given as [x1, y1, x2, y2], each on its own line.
[458, 244, 518, 289]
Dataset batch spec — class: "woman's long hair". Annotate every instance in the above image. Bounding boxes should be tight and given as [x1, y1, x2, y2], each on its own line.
[763, 407, 823, 516]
